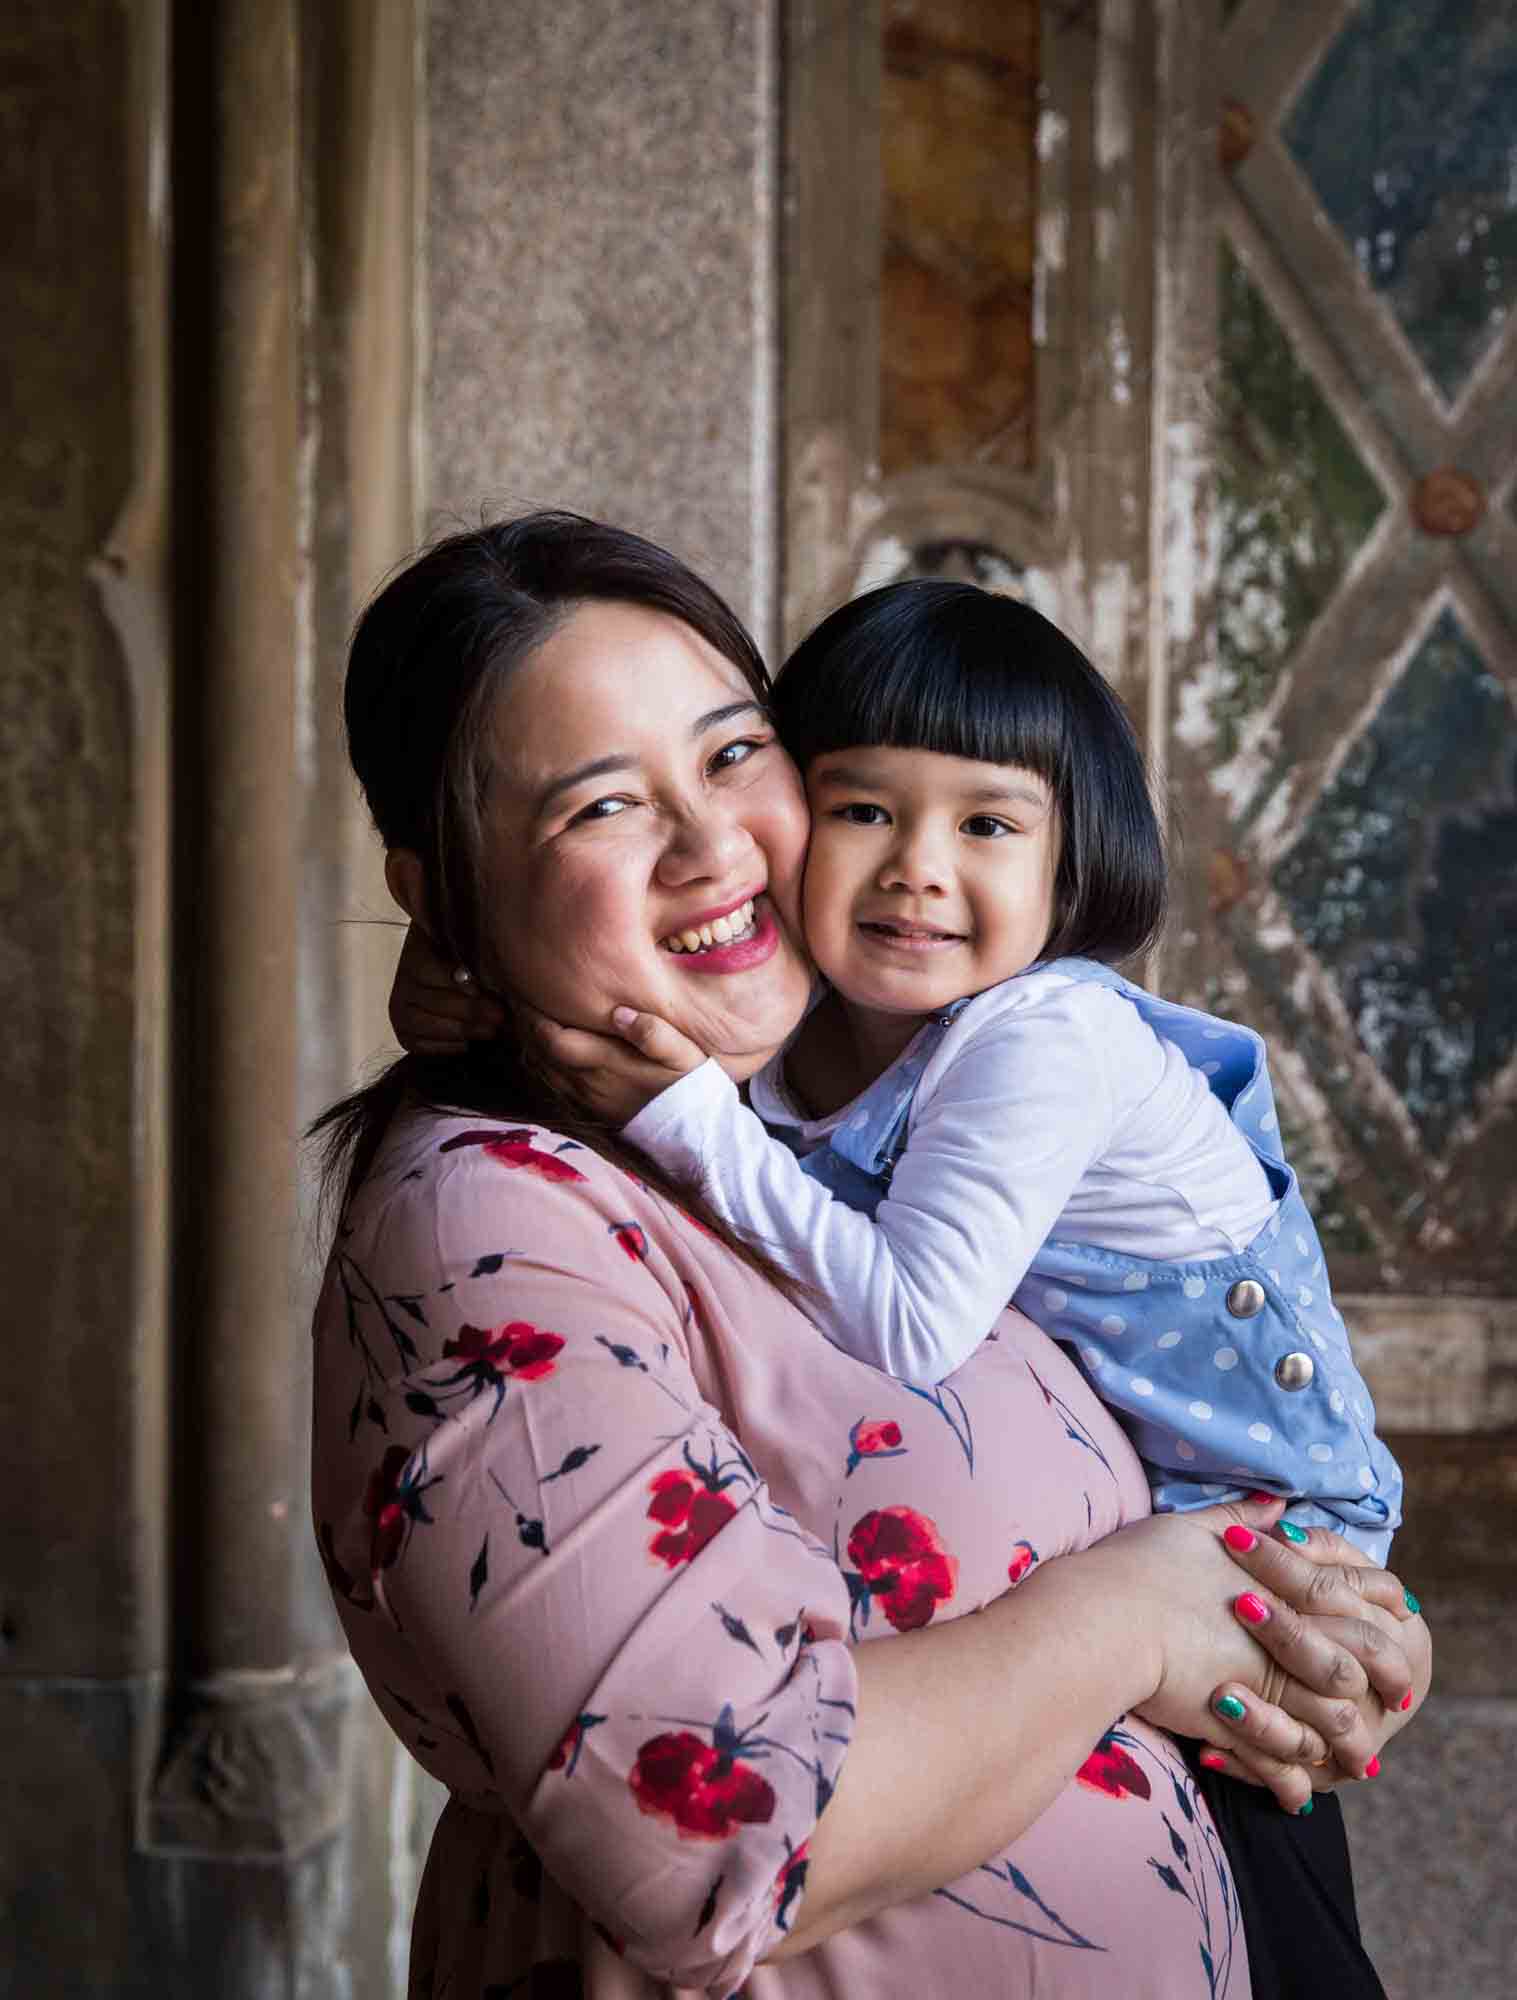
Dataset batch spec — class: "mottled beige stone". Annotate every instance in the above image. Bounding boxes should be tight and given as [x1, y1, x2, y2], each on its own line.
[426, 0, 779, 647]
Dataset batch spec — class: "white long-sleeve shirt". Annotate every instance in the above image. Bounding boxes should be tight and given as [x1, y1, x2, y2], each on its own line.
[623, 968, 1280, 1385]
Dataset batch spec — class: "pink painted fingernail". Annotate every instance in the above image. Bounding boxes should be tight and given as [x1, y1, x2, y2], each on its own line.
[1234, 1591, 1271, 1626]
[1399, 1690, 1414, 1711]
[1363, 1756, 1381, 1778]
[1224, 1525, 1257, 1553]
[1198, 1748, 1229, 1771]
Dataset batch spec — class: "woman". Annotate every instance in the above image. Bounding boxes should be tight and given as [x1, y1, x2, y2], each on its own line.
[312, 513, 1428, 1999]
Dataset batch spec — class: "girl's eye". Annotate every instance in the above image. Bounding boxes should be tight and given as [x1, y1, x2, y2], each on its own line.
[962, 814, 1013, 838]
[836, 801, 890, 826]
[708, 735, 770, 775]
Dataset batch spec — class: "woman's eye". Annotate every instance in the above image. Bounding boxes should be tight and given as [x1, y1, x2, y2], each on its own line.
[570, 795, 632, 825]
[708, 735, 769, 775]
[837, 801, 889, 826]
[963, 814, 1013, 838]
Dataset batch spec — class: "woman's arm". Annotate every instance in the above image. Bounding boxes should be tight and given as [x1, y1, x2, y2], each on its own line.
[773, 1497, 1420, 1959]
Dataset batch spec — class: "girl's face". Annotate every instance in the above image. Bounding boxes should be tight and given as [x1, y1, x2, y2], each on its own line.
[801, 744, 1061, 1029]
[479, 600, 814, 1082]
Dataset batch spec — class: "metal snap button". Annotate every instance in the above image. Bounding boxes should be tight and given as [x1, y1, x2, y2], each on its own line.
[1226, 1278, 1267, 1318]
[1274, 1350, 1315, 1391]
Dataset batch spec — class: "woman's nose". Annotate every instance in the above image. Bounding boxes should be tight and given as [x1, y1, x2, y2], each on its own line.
[656, 803, 752, 884]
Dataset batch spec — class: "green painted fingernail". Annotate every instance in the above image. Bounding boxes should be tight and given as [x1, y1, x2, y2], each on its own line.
[1279, 1521, 1308, 1544]
[1296, 1797, 1315, 1817]
[1405, 1590, 1421, 1615]
[1214, 1694, 1247, 1722]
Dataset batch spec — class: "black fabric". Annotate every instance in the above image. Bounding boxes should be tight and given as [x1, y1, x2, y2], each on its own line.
[1183, 1742, 1388, 2000]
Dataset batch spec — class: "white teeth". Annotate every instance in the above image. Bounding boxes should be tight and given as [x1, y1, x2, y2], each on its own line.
[661, 898, 757, 955]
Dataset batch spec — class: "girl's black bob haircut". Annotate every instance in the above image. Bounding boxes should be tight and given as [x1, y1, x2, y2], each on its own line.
[771, 579, 1166, 966]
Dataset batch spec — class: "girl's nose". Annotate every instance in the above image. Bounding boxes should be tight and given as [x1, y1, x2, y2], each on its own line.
[656, 803, 752, 885]
[880, 827, 950, 895]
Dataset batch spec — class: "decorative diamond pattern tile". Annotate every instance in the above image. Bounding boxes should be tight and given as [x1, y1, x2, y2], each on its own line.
[1273, 608, 1517, 1153]
[1210, 241, 1384, 758]
[1283, 0, 1517, 403]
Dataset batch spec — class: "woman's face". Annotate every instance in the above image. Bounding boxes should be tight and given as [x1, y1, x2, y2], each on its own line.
[479, 600, 814, 1081]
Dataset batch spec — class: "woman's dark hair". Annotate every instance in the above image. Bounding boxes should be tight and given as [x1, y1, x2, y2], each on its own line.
[770, 579, 1166, 965]
[311, 511, 788, 1268]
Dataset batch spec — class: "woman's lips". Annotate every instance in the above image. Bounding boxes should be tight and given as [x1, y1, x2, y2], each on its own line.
[667, 901, 780, 976]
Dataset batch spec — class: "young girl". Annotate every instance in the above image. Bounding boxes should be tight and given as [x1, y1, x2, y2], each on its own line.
[399, 580, 1402, 1562]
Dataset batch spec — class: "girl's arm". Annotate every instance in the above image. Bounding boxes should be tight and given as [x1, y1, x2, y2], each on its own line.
[616, 982, 1122, 1382]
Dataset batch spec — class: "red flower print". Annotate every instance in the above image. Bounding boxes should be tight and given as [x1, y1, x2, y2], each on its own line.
[629, 1730, 776, 1840]
[609, 1221, 648, 1262]
[439, 1128, 587, 1182]
[646, 1468, 738, 1567]
[1006, 1538, 1039, 1586]
[846, 1506, 958, 1631]
[844, 1415, 907, 1478]
[774, 1840, 810, 1932]
[443, 1320, 564, 1381]
[362, 1444, 441, 1571]
[1077, 1729, 1152, 1801]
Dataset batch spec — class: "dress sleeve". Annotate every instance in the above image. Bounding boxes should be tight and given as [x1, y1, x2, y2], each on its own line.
[624, 986, 1129, 1383]
[351, 1138, 858, 1993]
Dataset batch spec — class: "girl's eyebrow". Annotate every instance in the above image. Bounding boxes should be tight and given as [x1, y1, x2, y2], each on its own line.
[811, 762, 1050, 810]
[533, 699, 767, 817]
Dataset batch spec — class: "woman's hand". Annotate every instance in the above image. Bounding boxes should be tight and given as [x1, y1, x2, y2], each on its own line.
[1107, 1500, 1418, 1811]
[389, 923, 504, 1055]
[1193, 1519, 1429, 1804]
[521, 1004, 709, 1126]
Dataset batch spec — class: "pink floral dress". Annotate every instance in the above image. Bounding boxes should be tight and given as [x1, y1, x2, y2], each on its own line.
[311, 1107, 1251, 1998]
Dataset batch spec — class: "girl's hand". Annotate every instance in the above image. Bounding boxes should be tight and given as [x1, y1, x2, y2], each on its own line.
[1194, 1518, 1428, 1803]
[521, 1003, 709, 1125]
[389, 923, 505, 1055]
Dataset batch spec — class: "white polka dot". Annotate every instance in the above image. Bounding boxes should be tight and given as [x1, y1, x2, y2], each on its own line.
[1201, 1060, 1222, 1076]
[1260, 1111, 1278, 1132]
[1200, 1483, 1225, 1496]
[1213, 1346, 1239, 1371]
[1183, 1276, 1206, 1299]
[849, 1107, 871, 1130]
[1044, 1287, 1069, 1312]
[1248, 1422, 1273, 1444]
[1189, 1400, 1214, 1421]
[1068, 1275, 1089, 1287]
[1156, 1330, 1183, 1349]
[1175, 1439, 1197, 1462]
[1131, 1377, 1155, 1397]
[1308, 1330, 1326, 1351]
[1313, 1257, 1325, 1277]
[1354, 1399, 1368, 1420]
[1295, 1233, 1311, 1256]
[1267, 1267, 1282, 1284]
[1082, 1346, 1104, 1370]
[1203, 1028, 1226, 1040]
[1358, 1465, 1375, 1491]
[1329, 1390, 1345, 1416]
[1297, 1285, 1314, 1306]
[1100, 1314, 1127, 1336]
[1330, 1304, 1343, 1323]
[1308, 1443, 1333, 1463]
[1123, 1272, 1150, 1292]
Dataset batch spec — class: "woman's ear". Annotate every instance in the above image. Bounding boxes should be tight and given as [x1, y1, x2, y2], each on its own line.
[384, 848, 430, 929]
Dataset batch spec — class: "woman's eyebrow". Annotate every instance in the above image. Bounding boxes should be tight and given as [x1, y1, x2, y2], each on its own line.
[533, 700, 768, 817]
